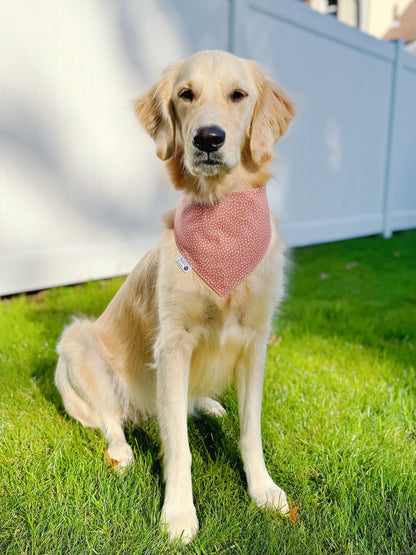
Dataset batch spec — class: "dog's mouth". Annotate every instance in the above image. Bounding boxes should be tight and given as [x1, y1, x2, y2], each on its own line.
[192, 152, 229, 175]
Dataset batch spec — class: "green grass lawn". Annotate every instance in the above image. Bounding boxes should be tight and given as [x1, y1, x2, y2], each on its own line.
[1, 230, 415, 554]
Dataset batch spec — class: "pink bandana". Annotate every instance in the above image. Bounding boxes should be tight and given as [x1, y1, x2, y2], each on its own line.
[174, 186, 271, 296]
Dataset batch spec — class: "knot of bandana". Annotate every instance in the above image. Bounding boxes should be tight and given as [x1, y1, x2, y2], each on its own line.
[174, 186, 271, 296]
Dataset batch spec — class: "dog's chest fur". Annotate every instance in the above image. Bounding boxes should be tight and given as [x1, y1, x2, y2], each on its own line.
[155, 221, 283, 401]
[186, 298, 254, 397]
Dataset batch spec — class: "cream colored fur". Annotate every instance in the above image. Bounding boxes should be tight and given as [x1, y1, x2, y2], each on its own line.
[55, 50, 294, 544]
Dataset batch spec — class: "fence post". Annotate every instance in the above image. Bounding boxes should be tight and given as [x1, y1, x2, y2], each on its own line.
[228, 0, 249, 57]
[383, 40, 404, 239]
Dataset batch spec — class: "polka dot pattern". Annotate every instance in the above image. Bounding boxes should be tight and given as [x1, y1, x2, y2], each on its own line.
[174, 186, 271, 296]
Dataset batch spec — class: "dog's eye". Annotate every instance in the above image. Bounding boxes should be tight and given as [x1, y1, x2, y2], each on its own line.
[230, 90, 246, 102]
[179, 89, 195, 102]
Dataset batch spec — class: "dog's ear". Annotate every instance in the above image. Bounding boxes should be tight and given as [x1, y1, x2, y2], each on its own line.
[248, 62, 295, 167]
[135, 62, 181, 161]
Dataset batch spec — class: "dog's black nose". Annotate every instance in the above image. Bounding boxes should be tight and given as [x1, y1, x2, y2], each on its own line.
[193, 126, 226, 153]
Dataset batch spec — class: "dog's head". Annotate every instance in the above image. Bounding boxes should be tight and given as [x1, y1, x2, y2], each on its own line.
[135, 50, 294, 182]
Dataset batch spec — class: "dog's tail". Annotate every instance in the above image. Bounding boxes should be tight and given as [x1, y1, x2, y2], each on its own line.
[55, 319, 101, 429]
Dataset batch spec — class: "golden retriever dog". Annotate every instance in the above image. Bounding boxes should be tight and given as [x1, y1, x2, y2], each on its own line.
[55, 50, 294, 543]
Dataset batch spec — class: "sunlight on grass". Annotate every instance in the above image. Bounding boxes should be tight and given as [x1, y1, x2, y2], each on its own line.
[1, 231, 415, 554]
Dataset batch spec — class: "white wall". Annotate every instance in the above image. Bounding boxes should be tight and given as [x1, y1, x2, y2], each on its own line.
[1, 0, 415, 295]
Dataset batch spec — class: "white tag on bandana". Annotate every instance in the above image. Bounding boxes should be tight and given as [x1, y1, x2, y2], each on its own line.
[176, 255, 192, 273]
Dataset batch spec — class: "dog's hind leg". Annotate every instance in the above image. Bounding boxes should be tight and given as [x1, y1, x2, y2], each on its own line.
[194, 397, 226, 417]
[102, 416, 134, 472]
[56, 319, 134, 472]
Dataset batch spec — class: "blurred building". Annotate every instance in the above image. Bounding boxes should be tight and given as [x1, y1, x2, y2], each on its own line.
[383, 0, 416, 52]
[301, 0, 416, 53]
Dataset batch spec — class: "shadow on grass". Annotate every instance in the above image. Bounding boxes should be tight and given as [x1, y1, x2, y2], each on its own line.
[275, 232, 416, 390]
[32, 353, 65, 414]
[191, 412, 241, 463]
[124, 409, 245, 509]
[28, 306, 72, 414]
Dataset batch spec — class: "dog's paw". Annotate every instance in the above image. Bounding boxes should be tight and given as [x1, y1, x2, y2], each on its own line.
[161, 503, 199, 544]
[249, 479, 289, 515]
[105, 443, 134, 474]
[195, 396, 226, 417]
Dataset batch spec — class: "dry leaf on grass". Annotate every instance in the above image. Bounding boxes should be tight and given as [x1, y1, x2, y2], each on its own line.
[268, 334, 283, 346]
[289, 504, 300, 524]
[105, 451, 120, 468]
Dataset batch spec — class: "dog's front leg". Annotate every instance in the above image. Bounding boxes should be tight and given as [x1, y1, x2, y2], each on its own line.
[155, 334, 198, 544]
[235, 337, 289, 514]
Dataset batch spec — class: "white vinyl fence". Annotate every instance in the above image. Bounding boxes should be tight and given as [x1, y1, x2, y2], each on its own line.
[1, 0, 415, 295]
[240, 0, 416, 246]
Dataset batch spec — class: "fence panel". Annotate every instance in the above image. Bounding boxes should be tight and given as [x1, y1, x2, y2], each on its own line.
[238, 0, 414, 247]
[389, 50, 416, 233]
